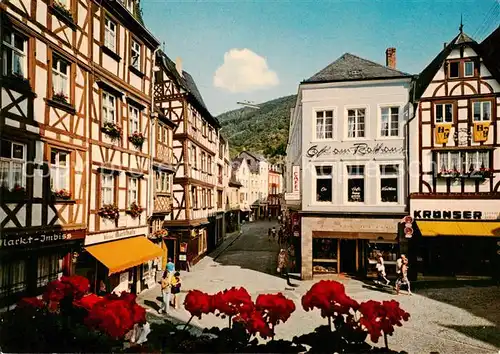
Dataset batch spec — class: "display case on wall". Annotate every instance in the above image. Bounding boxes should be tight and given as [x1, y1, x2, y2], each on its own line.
[312, 238, 338, 274]
[366, 241, 399, 278]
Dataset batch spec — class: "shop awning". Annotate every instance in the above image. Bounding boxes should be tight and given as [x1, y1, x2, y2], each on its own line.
[85, 236, 163, 275]
[417, 221, 500, 237]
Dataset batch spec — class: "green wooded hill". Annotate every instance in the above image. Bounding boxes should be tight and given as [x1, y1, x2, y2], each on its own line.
[217, 94, 297, 159]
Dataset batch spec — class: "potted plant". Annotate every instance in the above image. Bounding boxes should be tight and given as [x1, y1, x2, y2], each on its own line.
[53, 189, 71, 200]
[52, 91, 68, 104]
[101, 122, 122, 141]
[128, 131, 145, 149]
[98, 204, 119, 220]
[151, 229, 168, 239]
[125, 201, 143, 219]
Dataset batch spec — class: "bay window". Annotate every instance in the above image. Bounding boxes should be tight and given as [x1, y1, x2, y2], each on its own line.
[101, 174, 114, 205]
[435, 103, 453, 123]
[347, 108, 365, 138]
[52, 56, 70, 101]
[437, 150, 490, 173]
[379, 165, 399, 203]
[347, 165, 365, 203]
[315, 166, 332, 202]
[2, 29, 27, 78]
[380, 107, 399, 137]
[50, 149, 69, 192]
[155, 171, 170, 193]
[473, 101, 491, 122]
[315, 110, 334, 140]
[104, 17, 116, 51]
[0, 140, 26, 190]
[102, 92, 116, 123]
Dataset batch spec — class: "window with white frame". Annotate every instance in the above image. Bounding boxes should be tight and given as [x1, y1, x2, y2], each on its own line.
[104, 17, 116, 51]
[123, 0, 135, 13]
[380, 107, 399, 137]
[155, 171, 170, 193]
[191, 186, 198, 208]
[2, 29, 27, 77]
[102, 92, 116, 123]
[128, 177, 138, 203]
[315, 166, 332, 202]
[473, 101, 491, 122]
[101, 174, 114, 205]
[315, 110, 334, 140]
[131, 39, 141, 70]
[0, 140, 25, 190]
[347, 109, 365, 138]
[191, 144, 197, 168]
[464, 61, 474, 77]
[52, 55, 69, 100]
[347, 165, 365, 202]
[380, 165, 399, 203]
[201, 152, 206, 172]
[437, 150, 489, 173]
[435, 103, 453, 123]
[129, 106, 139, 134]
[207, 156, 212, 174]
[50, 149, 69, 192]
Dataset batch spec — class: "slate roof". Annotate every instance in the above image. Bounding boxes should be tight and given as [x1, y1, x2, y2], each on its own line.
[412, 29, 500, 101]
[157, 51, 219, 127]
[303, 53, 410, 84]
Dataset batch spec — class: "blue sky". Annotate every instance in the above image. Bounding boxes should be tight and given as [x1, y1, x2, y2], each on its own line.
[142, 0, 499, 116]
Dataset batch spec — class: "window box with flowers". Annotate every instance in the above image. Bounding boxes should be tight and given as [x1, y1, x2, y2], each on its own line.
[52, 189, 71, 200]
[50, 1, 76, 30]
[150, 229, 168, 239]
[128, 131, 145, 149]
[469, 167, 493, 179]
[98, 204, 119, 220]
[437, 169, 460, 179]
[1, 184, 26, 200]
[125, 201, 143, 219]
[101, 122, 122, 141]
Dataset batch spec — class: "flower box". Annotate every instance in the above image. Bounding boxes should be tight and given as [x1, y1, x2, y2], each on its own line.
[98, 204, 119, 220]
[150, 229, 168, 239]
[101, 122, 122, 141]
[437, 170, 459, 179]
[53, 189, 71, 199]
[52, 1, 75, 25]
[128, 131, 145, 149]
[52, 92, 68, 104]
[125, 202, 143, 218]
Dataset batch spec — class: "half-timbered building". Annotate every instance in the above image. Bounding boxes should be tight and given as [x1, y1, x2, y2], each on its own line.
[408, 26, 500, 279]
[0, 0, 91, 306]
[154, 51, 221, 268]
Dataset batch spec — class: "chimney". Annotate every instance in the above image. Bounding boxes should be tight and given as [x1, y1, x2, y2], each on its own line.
[443, 42, 447, 49]
[175, 57, 183, 76]
[385, 47, 396, 69]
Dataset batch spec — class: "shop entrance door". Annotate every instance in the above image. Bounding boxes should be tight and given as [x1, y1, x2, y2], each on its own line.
[340, 239, 357, 273]
[165, 238, 177, 267]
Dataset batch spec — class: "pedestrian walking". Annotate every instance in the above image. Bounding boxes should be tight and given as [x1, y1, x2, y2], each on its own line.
[158, 269, 173, 314]
[375, 254, 390, 285]
[170, 271, 182, 309]
[268, 213, 271, 221]
[395, 255, 412, 295]
[268, 228, 272, 241]
[278, 227, 284, 245]
[271, 226, 277, 241]
[277, 249, 294, 287]
[166, 258, 175, 273]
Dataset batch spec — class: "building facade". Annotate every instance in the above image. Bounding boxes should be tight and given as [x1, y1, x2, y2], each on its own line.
[237, 151, 269, 219]
[232, 157, 252, 221]
[154, 51, 221, 268]
[288, 50, 412, 279]
[407, 27, 500, 279]
[268, 164, 283, 218]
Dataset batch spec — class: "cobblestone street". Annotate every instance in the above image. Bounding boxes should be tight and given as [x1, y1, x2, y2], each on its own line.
[138, 221, 500, 354]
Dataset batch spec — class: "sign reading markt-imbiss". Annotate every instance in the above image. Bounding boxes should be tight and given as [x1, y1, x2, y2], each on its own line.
[0, 229, 85, 248]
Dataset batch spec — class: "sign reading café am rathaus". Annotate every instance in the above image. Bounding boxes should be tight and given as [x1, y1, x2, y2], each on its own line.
[306, 143, 405, 158]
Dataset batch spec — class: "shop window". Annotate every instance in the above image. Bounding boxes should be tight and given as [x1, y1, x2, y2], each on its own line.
[435, 103, 453, 123]
[315, 166, 332, 202]
[0, 259, 27, 297]
[0, 140, 26, 190]
[380, 165, 399, 203]
[37, 253, 63, 288]
[347, 165, 365, 203]
[312, 238, 338, 274]
[473, 101, 491, 122]
[50, 149, 69, 192]
[2, 29, 27, 78]
[347, 108, 365, 138]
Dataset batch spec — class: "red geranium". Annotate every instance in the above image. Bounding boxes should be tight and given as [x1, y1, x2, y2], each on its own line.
[184, 290, 214, 319]
[358, 299, 410, 343]
[302, 280, 359, 318]
[255, 293, 296, 327]
[235, 309, 273, 339]
[42, 275, 90, 304]
[73, 293, 104, 311]
[17, 297, 45, 309]
[212, 287, 254, 318]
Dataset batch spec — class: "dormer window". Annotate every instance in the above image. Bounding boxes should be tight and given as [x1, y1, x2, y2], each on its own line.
[464, 61, 474, 77]
[449, 62, 459, 78]
[124, 0, 135, 13]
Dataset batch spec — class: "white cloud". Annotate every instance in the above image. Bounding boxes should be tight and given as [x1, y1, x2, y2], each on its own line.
[213, 48, 279, 93]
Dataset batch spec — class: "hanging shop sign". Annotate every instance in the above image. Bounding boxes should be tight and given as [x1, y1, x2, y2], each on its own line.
[473, 122, 490, 142]
[306, 143, 404, 158]
[435, 124, 452, 144]
[292, 166, 300, 194]
[180, 242, 188, 253]
[413, 210, 483, 220]
[1, 229, 85, 249]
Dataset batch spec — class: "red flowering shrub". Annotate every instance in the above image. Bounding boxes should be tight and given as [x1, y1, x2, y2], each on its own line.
[302, 280, 359, 318]
[73, 293, 104, 311]
[255, 293, 296, 327]
[358, 300, 410, 343]
[235, 309, 273, 339]
[212, 287, 254, 318]
[17, 297, 45, 309]
[184, 290, 214, 319]
[42, 275, 90, 304]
